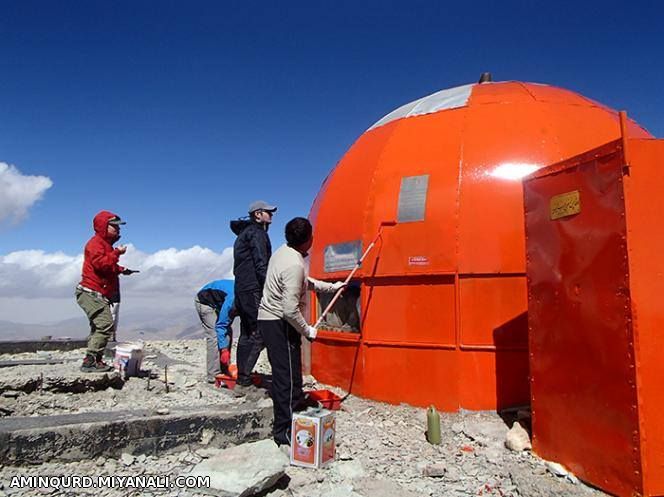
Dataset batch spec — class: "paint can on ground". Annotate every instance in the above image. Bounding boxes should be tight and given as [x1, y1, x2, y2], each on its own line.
[113, 342, 144, 377]
[290, 407, 336, 468]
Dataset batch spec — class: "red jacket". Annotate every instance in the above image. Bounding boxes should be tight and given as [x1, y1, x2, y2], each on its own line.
[79, 211, 126, 300]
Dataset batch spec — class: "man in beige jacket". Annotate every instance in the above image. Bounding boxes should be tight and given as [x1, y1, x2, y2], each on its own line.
[257, 217, 344, 446]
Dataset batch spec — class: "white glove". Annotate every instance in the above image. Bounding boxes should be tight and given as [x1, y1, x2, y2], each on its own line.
[306, 326, 318, 340]
[331, 281, 346, 291]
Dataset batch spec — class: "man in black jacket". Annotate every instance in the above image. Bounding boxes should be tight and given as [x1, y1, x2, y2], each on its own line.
[231, 200, 276, 389]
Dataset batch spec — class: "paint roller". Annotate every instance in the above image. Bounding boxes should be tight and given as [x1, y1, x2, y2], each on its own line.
[313, 220, 397, 329]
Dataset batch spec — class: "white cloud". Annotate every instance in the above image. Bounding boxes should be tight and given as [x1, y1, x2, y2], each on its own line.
[0, 245, 234, 323]
[120, 245, 234, 295]
[0, 163, 53, 225]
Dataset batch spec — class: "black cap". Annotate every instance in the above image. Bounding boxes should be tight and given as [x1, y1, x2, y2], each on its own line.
[108, 216, 126, 225]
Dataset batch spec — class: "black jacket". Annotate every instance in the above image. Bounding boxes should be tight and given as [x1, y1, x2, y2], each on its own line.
[197, 288, 228, 309]
[231, 220, 272, 293]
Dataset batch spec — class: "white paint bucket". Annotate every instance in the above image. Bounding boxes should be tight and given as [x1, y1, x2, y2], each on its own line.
[113, 342, 144, 377]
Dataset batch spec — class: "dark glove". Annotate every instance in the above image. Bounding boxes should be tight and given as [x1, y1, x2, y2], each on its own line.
[122, 269, 140, 275]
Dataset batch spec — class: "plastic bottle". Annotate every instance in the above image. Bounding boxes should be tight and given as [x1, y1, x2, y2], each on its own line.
[426, 405, 441, 445]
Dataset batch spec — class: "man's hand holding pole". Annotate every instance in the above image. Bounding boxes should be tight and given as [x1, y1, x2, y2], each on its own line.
[306, 325, 318, 341]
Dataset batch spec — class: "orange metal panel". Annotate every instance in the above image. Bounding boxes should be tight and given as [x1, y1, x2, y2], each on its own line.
[524, 140, 643, 497]
[362, 347, 460, 411]
[360, 110, 465, 276]
[518, 83, 615, 109]
[468, 81, 534, 104]
[459, 276, 528, 347]
[458, 101, 559, 274]
[309, 124, 395, 280]
[457, 100, 647, 274]
[623, 139, 664, 496]
[534, 103, 649, 159]
[361, 276, 455, 344]
[458, 350, 530, 410]
[311, 336, 364, 395]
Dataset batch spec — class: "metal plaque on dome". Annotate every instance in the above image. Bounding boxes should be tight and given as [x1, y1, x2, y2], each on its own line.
[398, 175, 429, 222]
[324, 240, 362, 272]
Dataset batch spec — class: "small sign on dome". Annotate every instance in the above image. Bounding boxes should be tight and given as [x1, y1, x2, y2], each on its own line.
[324, 240, 362, 272]
[398, 175, 429, 223]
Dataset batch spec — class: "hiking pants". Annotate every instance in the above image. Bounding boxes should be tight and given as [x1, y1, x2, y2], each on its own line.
[260, 318, 303, 444]
[236, 290, 265, 386]
[76, 288, 119, 356]
[194, 298, 221, 382]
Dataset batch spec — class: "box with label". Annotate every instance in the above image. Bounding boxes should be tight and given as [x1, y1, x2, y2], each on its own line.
[290, 408, 336, 468]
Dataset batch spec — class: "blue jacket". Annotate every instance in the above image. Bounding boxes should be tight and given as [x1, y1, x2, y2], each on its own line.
[197, 279, 235, 349]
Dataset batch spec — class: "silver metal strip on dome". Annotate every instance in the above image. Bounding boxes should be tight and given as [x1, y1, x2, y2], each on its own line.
[368, 84, 474, 131]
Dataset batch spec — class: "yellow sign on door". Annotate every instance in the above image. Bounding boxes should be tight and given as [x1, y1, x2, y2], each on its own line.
[550, 190, 581, 220]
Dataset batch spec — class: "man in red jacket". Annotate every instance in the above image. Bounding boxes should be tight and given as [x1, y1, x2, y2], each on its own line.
[76, 211, 137, 372]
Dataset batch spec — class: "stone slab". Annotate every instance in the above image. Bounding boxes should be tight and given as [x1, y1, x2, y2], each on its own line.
[0, 371, 124, 395]
[189, 439, 289, 497]
[0, 404, 272, 465]
[0, 359, 65, 368]
[0, 340, 88, 355]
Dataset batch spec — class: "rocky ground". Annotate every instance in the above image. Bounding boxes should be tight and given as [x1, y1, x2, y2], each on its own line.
[0, 341, 244, 417]
[0, 340, 607, 497]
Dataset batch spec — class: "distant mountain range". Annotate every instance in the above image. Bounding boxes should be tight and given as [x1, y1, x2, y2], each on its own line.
[0, 307, 206, 341]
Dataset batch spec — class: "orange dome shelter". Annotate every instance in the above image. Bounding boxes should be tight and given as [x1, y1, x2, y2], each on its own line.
[307, 78, 651, 412]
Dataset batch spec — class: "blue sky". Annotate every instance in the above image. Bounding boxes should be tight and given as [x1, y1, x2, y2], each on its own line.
[1, 0, 662, 255]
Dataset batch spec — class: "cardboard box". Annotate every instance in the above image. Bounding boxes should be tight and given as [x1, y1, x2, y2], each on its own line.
[290, 408, 336, 468]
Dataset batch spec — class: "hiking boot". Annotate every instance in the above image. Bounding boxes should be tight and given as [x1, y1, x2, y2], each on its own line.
[234, 383, 267, 400]
[80, 354, 113, 373]
[294, 393, 322, 412]
[205, 383, 245, 398]
[274, 431, 291, 447]
[233, 383, 253, 396]
[95, 353, 114, 372]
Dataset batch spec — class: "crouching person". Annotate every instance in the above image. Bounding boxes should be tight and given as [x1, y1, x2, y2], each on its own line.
[76, 211, 137, 373]
[195, 279, 236, 383]
[258, 217, 344, 446]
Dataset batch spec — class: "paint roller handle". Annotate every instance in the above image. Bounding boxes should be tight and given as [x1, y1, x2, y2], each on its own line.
[313, 283, 348, 329]
[312, 220, 396, 329]
[313, 242, 373, 328]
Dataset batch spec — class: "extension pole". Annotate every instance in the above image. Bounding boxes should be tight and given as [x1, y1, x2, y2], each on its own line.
[314, 220, 397, 329]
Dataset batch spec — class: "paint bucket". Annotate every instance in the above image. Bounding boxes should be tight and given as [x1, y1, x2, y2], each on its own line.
[305, 389, 342, 410]
[215, 373, 237, 389]
[291, 408, 336, 468]
[214, 365, 261, 390]
[113, 342, 144, 377]
[215, 364, 238, 389]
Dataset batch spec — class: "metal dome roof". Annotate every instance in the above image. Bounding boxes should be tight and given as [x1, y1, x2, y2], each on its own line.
[367, 81, 615, 132]
[309, 79, 652, 413]
[368, 83, 474, 131]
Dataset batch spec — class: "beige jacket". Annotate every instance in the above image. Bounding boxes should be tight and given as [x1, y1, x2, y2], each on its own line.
[258, 244, 337, 336]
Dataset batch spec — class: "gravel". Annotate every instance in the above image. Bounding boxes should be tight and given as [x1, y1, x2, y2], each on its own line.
[0, 339, 608, 497]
